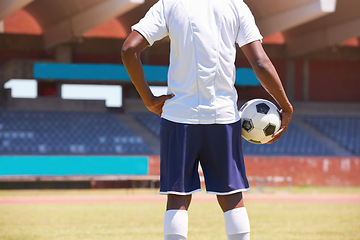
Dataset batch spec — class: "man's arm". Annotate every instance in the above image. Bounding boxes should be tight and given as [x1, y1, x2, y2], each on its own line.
[121, 30, 173, 116]
[241, 40, 293, 144]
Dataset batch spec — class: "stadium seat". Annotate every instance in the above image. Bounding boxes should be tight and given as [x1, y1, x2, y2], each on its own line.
[135, 113, 161, 137]
[0, 110, 152, 155]
[241, 123, 334, 156]
[305, 116, 360, 155]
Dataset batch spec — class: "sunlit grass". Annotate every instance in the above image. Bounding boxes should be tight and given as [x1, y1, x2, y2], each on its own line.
[0, 188, 359, 240]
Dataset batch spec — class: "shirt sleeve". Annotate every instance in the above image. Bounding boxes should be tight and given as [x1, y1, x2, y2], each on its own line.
[236, 2, 263, 48]
[131, 0, 168, 46]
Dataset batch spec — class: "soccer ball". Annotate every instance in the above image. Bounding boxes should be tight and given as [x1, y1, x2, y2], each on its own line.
[239, 99, 281, 144]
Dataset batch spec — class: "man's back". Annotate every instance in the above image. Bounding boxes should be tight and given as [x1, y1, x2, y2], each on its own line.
[132, 0, 262, 124]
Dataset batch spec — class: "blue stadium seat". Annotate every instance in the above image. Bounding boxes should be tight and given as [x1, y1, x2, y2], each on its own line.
[305, 116, 360, 155]
[135, 113, 161, 137]
[242, 123, 334, 156]
[0, 110, 152, 155]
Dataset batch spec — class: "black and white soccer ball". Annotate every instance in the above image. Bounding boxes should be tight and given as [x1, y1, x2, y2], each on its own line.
[239, 99, 281, 144]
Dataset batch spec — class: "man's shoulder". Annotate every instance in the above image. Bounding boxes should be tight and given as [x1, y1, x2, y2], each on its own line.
[161, 0, 182, 12]
[228, 0, 247, 11]
[162, 0, 180, 6]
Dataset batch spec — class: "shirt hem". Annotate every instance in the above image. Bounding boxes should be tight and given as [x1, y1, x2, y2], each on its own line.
[131, 26, 154, 46]
[238, 37, 263, 48]
[161, 114, 241, 124]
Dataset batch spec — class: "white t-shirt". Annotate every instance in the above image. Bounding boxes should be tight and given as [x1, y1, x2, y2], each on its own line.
[132, 0, 262, 124]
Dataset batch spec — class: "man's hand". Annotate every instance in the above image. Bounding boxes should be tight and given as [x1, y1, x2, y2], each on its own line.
[145, 94, 174, 116]
[267, 108, 293, 144]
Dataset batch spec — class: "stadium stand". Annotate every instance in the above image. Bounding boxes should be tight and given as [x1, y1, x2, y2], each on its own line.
[135, 113, 161, 137]
[305, 116, 360, 156]
[241, 123, 335, 156]
[0, 110, 152, 155]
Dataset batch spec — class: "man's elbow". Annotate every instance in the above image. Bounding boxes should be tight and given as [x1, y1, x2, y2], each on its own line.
[121, 45, 132, 61]
[252, 57, 273, 75]
[121, 43, 137, 62]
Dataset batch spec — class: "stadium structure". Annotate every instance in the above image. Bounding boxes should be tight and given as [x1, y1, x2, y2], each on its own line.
[0, 0, 359, 189]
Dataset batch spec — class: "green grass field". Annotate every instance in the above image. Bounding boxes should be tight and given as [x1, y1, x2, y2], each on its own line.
[0, 188, 359, 240]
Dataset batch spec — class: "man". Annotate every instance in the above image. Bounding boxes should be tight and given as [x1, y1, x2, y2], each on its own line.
[121, 0, 293, 239]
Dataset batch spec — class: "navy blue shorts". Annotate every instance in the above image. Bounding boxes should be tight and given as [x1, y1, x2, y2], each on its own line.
[159, 118, 249, 195]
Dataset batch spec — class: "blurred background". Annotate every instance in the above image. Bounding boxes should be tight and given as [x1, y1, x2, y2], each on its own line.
[0, 0, 359, 190]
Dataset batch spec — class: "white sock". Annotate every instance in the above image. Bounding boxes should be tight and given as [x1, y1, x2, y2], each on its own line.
[164, 235, 186, 240]
[164, 210, 188, 240]
[224, 207, 250, 240]
[227, 233, 250, 240]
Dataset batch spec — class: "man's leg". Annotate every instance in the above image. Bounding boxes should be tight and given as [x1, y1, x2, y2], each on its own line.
[164, 194, 192, 240]
[217, 192, 250, 240]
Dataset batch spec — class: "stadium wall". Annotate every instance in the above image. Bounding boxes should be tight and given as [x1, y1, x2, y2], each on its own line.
[1, 156, 359, 188]
[308, 60, 360, 102]
[149, 156, 360, 187]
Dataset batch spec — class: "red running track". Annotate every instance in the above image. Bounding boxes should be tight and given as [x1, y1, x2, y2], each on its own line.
[0, 193, 359, 205]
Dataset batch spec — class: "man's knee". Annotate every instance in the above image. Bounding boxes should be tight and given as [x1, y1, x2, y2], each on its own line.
[167, 194, 192, 210]
[217, 192, 244, 212]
